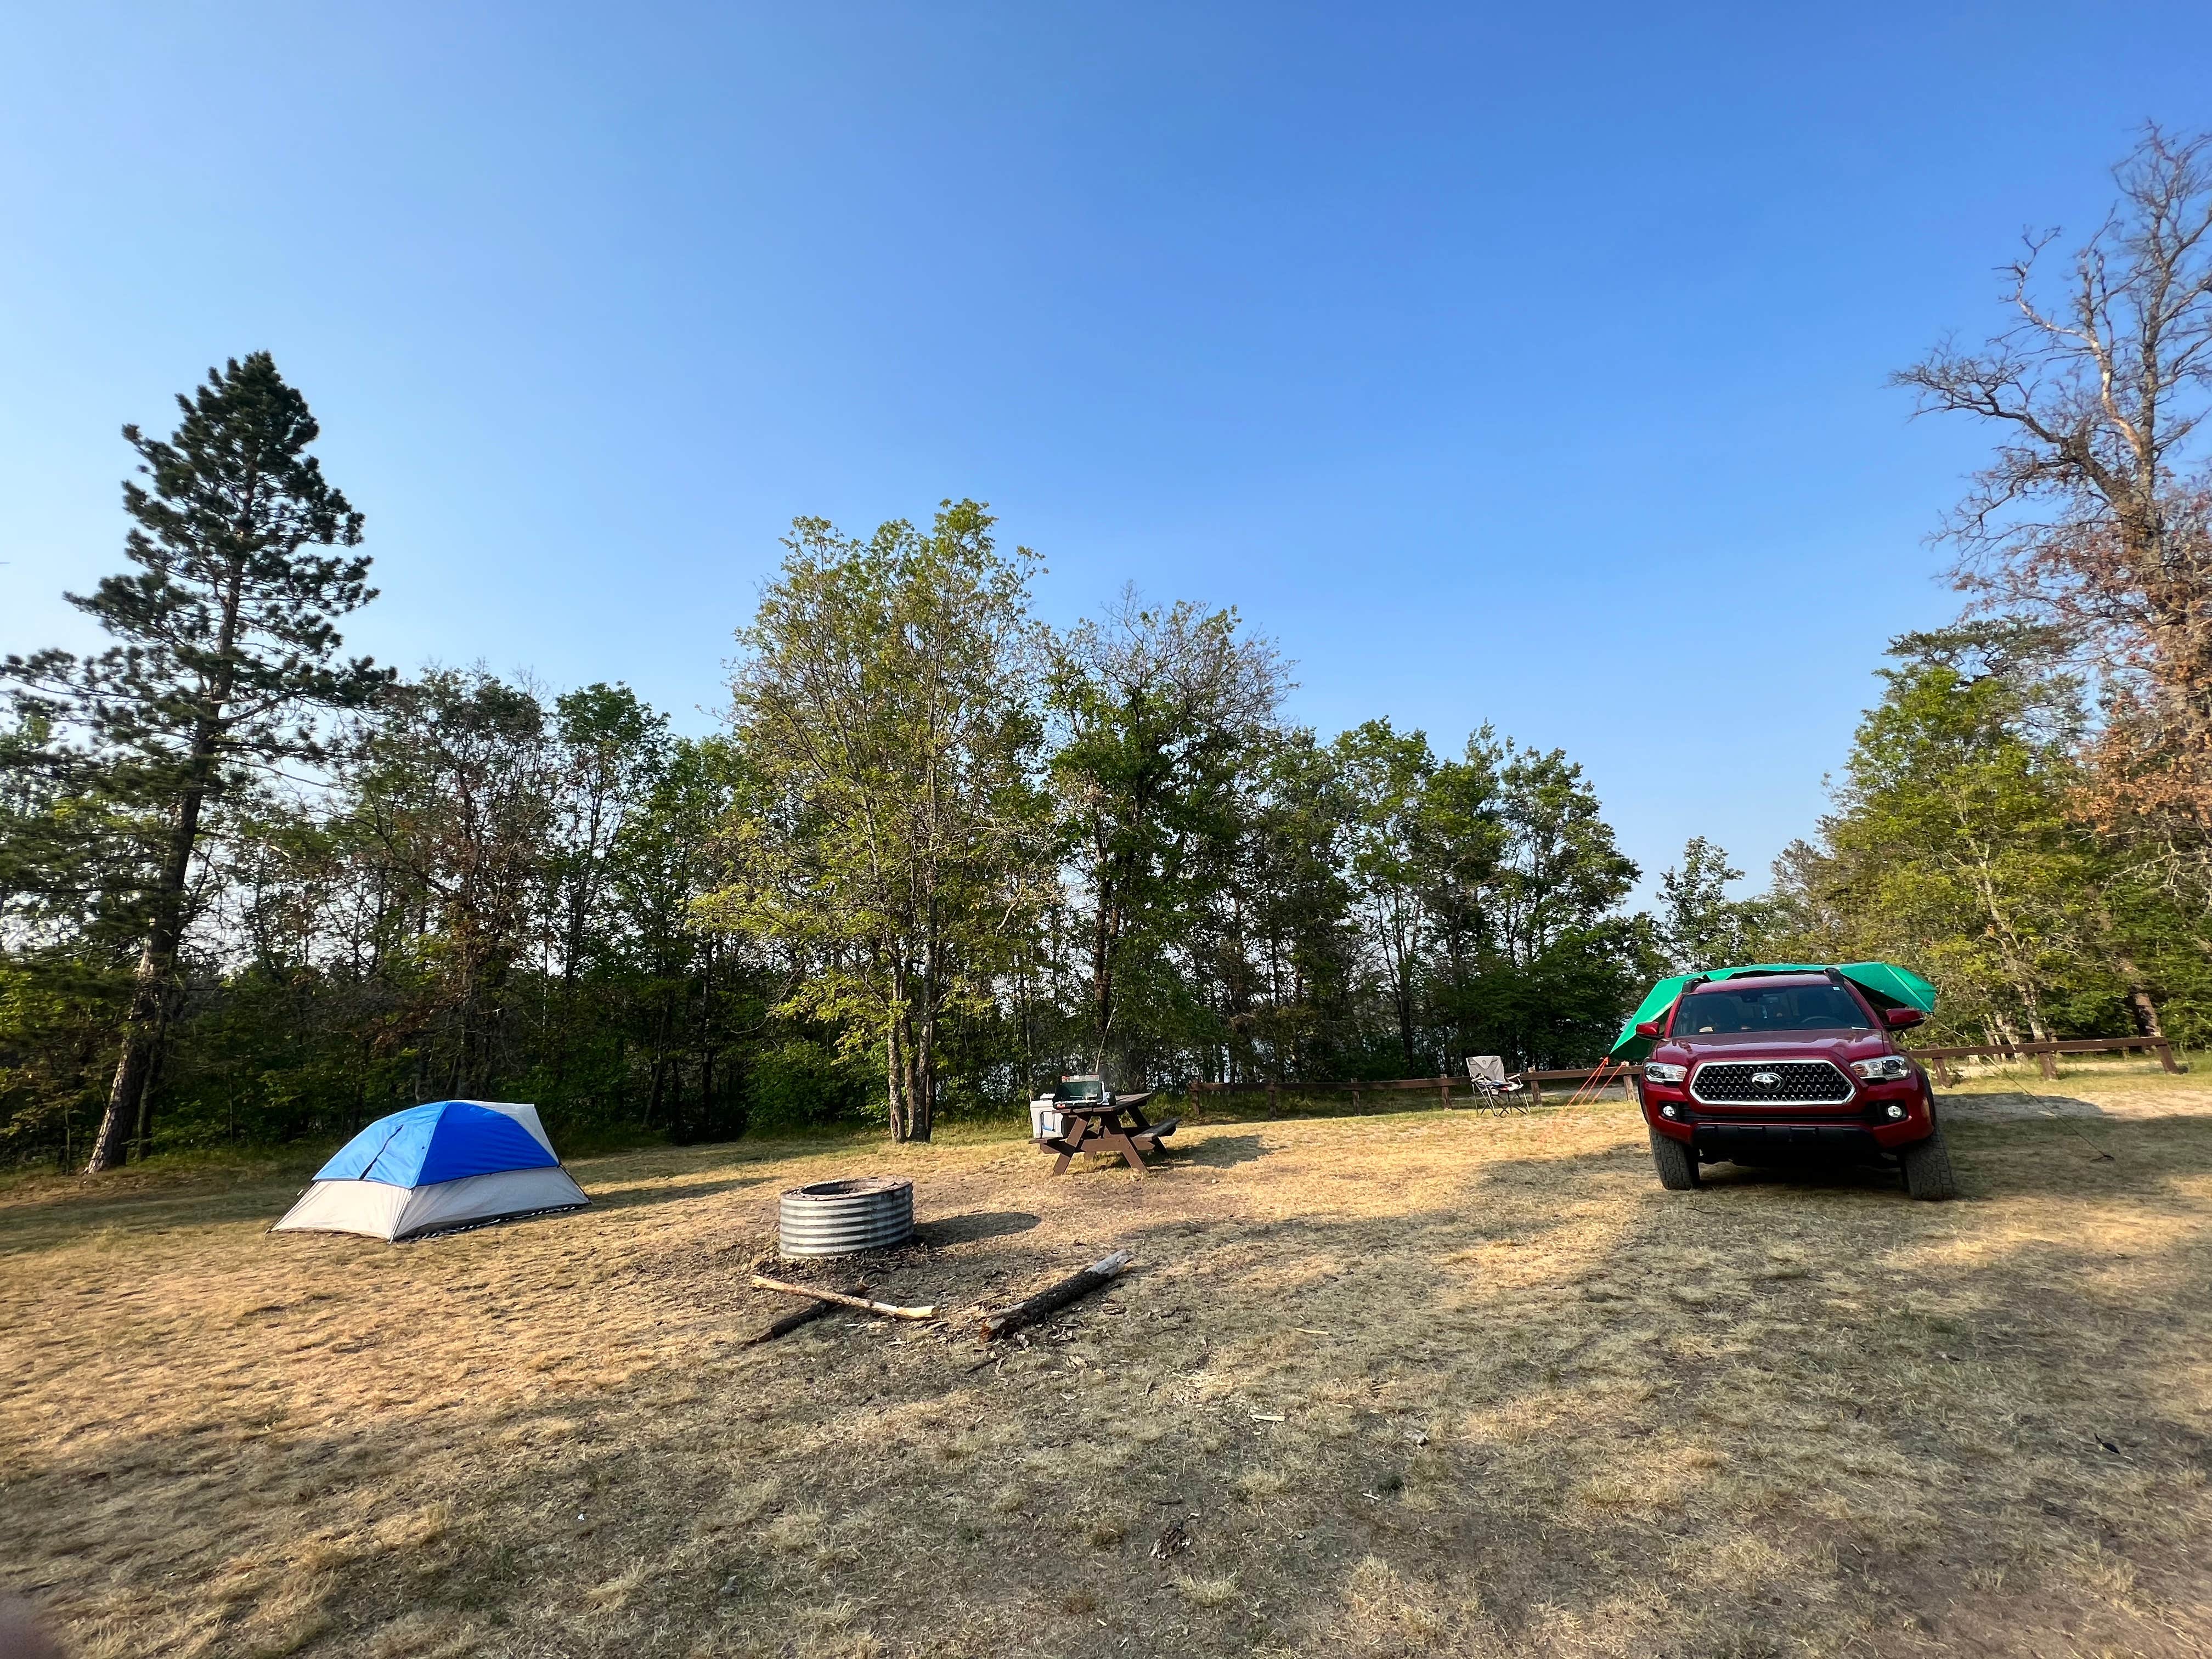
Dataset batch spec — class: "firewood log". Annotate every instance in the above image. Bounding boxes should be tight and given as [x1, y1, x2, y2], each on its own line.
[979, 1250, 1132, 1340]
[740, 1296, 837, 1346]
[749, 1274, 938, 1319]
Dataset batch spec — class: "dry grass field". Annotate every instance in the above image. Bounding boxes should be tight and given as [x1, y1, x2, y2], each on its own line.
[6, 1074, 2212, 1659]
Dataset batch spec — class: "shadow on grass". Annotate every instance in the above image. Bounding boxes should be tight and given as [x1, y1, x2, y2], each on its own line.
[1182, 1133, 1267, 1169]
[917, 1210, 1041, 1245]
[584, 1174, 775, 1211]
[1938, 1088, 2122, 1124]
[1618, 1108, 2191, 1204]
[1691, 1159, 1909, 1197]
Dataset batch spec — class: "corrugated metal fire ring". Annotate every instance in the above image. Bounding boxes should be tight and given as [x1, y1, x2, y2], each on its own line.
[777, 1176, 915, 1258]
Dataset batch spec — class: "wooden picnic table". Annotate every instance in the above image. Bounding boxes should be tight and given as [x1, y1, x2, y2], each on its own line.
[1037, 1092, 1180, 1175]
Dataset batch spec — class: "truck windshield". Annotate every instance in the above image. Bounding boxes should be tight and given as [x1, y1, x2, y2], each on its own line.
[1670, 984, 1870, 1035]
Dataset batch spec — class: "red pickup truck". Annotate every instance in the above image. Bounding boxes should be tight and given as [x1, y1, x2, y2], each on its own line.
[1633, 970, 1957, 1200]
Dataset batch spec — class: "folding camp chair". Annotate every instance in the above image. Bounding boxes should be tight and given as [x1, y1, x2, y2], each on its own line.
[1464, 1055, 1532, 1114]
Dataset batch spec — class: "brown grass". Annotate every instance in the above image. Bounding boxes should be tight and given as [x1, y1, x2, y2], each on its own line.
[5, 1079, 2212, 1657]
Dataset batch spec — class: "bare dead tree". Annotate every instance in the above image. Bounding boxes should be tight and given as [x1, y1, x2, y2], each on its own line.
[1894, 126, 2212, 684]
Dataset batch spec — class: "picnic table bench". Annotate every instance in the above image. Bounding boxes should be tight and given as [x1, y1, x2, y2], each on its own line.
[1035, 1089, 1180, 1175]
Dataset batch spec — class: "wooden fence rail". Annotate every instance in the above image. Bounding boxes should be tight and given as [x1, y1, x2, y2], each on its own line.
[1187, 1076, 1466, 1113]
[1908, 1035, 2181, 1084]
[1186, 1065, 1640, 1111]
[1181, 1037, 2183, 1110]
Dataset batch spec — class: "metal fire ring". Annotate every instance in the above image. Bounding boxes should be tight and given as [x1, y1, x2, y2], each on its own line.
[777, 1176, 915, 1259]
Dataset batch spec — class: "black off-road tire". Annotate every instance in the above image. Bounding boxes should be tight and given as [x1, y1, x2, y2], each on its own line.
[1649, 1128, 1701, 1190]
[1900, 1105, 1959, 1201]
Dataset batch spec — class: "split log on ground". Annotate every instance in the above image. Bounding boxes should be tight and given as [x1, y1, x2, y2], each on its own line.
[740, 1296, 837, 1346]
[749, 1274, 939, 1321]
[979, 1250, 1133, 1341]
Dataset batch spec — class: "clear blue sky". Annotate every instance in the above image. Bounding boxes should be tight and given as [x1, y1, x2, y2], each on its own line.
[5, 4, 2209, 903]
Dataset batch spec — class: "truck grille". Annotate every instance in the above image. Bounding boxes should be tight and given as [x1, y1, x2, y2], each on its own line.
[1690, 1059, 1853, 1105]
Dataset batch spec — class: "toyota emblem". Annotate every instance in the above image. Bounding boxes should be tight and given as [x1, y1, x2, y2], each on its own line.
[1751, 1070, 1781, 1088]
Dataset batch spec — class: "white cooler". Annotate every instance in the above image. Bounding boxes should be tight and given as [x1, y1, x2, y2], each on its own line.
[1029, 1100, 1069, 1141]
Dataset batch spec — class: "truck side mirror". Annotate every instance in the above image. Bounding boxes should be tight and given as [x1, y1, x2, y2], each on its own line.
[1634, 1019, 1662, 1040]
[1883, 1007, 1925, 1030]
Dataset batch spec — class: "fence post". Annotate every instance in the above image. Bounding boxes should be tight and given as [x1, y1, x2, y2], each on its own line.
[2157, 1040, 2183, 1074]
[2036, 1046, 2058, 1081]
[1438, 1077, 1451, 1110]
[1267, 1081, 1279, 1118]
[1525, 1071, 1544, 1108]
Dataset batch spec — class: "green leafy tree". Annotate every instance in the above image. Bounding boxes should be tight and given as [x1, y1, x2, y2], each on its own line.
[1048, 591, 1286, 1077]
[608, 735, 771, 1139]
[1771, 660, 2113, 1045]
[1406, 744, 1508, 1063]
[1439, 737, 1640, 1070]
[1332, 719, 1441, 1074]
[712, 502, 1050, 1141]
[1656, 836, 1773, 972]
[546, 683, 669, 1081]
[352, 669, 558, 1098]
[1227, 728, 1358, 1082]
[3, 355, 386, 1171]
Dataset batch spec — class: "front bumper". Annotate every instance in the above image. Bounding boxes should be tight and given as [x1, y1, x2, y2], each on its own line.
[1638, 1073, 1931, 1156]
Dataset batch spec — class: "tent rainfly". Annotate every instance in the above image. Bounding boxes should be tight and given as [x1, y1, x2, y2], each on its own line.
[272, 1100, 588, 1242]
[1608, 962, 1939, 1063]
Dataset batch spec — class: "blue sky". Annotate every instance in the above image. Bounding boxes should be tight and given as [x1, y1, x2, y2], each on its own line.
[5, 4, 2210, 903]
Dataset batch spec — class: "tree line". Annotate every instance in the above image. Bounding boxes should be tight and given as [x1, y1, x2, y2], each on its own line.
[0, 366, 1657, 1168]
[7, 127, 2212, 1170]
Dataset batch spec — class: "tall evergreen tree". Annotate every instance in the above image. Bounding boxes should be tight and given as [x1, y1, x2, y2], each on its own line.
[3, 355, 386, 1171]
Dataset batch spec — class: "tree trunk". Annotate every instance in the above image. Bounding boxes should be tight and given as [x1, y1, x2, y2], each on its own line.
[2125, 980, 2166, 1038]
[87, 539, 256, 1173]
[132, 1026, 170, 1160]
[84, 781, 207, 1173]
[886, 966, 910, 1141]
[2109, 941, 2168, 1038]
[1089, 845, 1120, 1071]
[898, 1001, 926, 1142]
[911, 939, 938, 1143]
[1395, 966, 1417, 1076]
[644, 995, 671, 1128]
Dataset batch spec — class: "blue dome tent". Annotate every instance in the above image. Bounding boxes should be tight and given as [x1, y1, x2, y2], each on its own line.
[272, 1101, 589, 1242]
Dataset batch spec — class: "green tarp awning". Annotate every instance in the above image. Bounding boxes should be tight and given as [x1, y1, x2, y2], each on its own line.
[1607, 962, 1938, 1062]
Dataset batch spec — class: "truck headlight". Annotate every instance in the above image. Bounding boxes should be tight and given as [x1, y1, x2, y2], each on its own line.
[1850, 1056, 1912, 1081]
[1643, 1062, 1687, 1085]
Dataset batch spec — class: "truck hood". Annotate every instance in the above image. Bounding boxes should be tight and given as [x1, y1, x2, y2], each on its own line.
[1651, 1030, 1894, 1064]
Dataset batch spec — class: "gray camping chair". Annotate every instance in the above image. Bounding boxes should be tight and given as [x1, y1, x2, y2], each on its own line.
[1465, 1055, 1532, 1114]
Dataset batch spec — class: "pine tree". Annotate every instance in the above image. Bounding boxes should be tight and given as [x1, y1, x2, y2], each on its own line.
[4, 354, 387, 1171]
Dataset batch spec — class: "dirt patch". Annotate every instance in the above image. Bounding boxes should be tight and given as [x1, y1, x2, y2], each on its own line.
[4, 1086, 2211, 1657]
